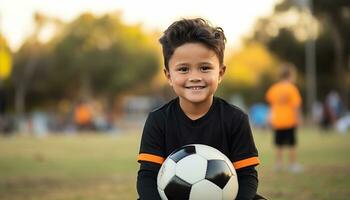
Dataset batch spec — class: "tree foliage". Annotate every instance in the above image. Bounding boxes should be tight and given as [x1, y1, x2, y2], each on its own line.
[219, 41, 279, 104]
[51, 13, 159, 99]
[252, 0, 350, 105]
[9, 12, 160, 111]
[0, 35, 12, 81]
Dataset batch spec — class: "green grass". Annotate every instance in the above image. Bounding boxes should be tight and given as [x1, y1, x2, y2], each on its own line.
[254, 128, 350, 200]
[0, 128, 349, 200]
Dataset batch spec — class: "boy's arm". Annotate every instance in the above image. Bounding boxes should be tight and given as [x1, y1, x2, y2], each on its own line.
[236, 166, 258, 200]
[137, 112, 165, 200]
[137, 162, 162, 200]
[230, 113, 260, 199]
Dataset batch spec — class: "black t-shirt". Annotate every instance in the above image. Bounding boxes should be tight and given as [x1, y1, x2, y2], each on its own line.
[137, 96, 260, 200]
[138, 96, 259, 168]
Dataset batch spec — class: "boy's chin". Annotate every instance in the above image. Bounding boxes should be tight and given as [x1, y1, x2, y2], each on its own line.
[180, 96, 212, 104]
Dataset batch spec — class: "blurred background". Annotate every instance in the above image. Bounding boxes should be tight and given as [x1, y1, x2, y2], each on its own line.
[0, 0, 349, 199]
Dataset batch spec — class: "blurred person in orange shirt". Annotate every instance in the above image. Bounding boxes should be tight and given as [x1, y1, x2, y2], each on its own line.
[74, 100, 94, 131]
[266, 64, 303, 173]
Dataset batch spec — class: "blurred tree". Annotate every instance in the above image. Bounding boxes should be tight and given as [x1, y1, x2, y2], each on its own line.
[225, 41, 278, 87]
[0, 34, 12, 116]
[11, 12, 51, 117]
[0, 34, 12, 81]
[219, 41, 279, 105]
[51, 13, 159, 102]
[252, 0, 350, 106]
[12, 40, 52, 113]
[9, 12, 160, 113]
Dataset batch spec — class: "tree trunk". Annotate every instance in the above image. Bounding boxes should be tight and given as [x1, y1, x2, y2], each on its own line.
[327, 16, 347, 108]
[15, 84, 26, 117]
[14, 54, 38, 119]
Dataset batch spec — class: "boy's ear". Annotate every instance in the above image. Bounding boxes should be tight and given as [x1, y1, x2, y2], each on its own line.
[163, 68, 173, 86]
[218, 65, 226, 82]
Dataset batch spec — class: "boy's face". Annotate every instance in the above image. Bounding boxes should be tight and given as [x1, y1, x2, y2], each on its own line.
[164, 42, 225, 105]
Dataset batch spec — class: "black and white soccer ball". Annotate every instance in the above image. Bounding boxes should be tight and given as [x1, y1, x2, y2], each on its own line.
[157, 144, 238, 200]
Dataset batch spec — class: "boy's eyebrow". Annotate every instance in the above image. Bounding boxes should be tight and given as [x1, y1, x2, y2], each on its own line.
[174, 62, 189, 67]
[198, 61, 213, 65]
[174, 61, 214, 67]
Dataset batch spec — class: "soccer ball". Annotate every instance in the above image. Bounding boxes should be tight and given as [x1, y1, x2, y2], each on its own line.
[157, 144, 238, 200]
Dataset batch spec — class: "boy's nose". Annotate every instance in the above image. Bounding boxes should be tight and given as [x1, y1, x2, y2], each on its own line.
[188, 77, 202, 82]
[188, 70, 203, 82]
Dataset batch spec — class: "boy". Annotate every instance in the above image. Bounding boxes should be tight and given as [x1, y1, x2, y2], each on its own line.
[265, 64, 302, 173]
[137, 18, 261, 199]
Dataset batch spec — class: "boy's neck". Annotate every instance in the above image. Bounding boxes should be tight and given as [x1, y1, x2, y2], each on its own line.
[179, 96, 214, 120]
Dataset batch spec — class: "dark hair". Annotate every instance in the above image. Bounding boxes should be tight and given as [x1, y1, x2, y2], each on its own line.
[280, 63, 295, 80]
[159, 18, 226, 70]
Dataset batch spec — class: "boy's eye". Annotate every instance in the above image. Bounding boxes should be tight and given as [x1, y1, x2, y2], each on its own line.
[177, 67, 189, 73]
[200, 66, 211, 72]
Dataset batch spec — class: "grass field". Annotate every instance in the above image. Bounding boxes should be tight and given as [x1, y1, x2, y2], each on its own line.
[0, 128, 349, 200]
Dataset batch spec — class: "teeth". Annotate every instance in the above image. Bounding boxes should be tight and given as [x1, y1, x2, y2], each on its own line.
[187, 86, 204, 90]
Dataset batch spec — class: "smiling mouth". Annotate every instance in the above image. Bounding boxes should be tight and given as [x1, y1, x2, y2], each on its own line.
[185, 86, 206, 90]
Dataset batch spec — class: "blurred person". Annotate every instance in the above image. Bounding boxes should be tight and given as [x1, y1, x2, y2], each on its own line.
[74, 100, 94, 131]
[335, 112, 350, 134]
[250, 103, 269, 129]
[137, 18, 265, 200]
[311, 101, 323, 126]
[321, 99, 335, 130]
[31, 111, 49, 137]
[265, 64, 303, 173]
[326, 90, 343, 119]
[92, 101, 115, 132]
[321, 90, 344, 130]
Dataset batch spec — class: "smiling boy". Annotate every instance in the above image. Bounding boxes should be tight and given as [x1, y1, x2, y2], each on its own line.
[137, 18, 261, 200]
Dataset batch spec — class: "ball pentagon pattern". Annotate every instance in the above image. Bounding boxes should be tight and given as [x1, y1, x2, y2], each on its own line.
[157, 144, 238, 200]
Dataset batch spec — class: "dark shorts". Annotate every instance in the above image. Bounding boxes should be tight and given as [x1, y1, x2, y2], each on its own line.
[274, 127, 296, 146]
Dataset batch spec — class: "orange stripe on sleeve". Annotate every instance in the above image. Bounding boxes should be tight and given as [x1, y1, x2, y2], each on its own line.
[233, 157, 260, 169]
[138, 153, 165, 165]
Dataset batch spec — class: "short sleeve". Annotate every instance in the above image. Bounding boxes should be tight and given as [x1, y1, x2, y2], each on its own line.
[230, 113, 260, 170]
[137, 112, 166, 165]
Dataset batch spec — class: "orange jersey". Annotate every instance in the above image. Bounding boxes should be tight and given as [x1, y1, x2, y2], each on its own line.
[266, 81, 301, 129]
[74, 104, 92, 125]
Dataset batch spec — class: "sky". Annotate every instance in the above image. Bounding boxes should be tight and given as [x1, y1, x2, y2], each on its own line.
[0, 0, 278, 51]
